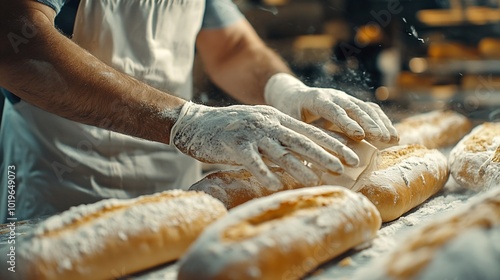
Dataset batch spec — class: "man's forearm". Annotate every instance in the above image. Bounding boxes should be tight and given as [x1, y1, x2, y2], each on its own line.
[210, 44, 291, 105]
[196, 19, 292, 105]
[0, 0, 185, 144]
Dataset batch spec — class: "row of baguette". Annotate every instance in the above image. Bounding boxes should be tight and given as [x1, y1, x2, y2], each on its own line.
[1, 110, 498, 280]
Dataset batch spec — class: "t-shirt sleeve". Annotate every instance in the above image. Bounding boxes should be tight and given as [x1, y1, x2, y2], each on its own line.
[202, 0, 244, 29]
[2, 0, 70, 104]
[35, 0, 69, 14]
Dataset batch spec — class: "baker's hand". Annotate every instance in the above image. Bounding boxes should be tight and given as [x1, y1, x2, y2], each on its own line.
[264, 73, 399, 143]
[170, 101, 359, 190]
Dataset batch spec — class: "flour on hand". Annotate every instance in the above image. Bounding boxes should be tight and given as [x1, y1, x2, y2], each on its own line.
[170, 102, 358, 190]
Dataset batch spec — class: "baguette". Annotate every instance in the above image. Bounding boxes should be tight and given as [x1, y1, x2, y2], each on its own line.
[449, 122, 500, 190]
[354, 188, 500, 280]
[177, 186, 381, 280]
[189, 167, 303, 209]
[190, 138, 378, 209]
[192, 144, 448, 222]
[189, 138, 378, 209]
[1, 190, 227, 280]
[357, 144, 449, 222]
[394, 110, 472, 149]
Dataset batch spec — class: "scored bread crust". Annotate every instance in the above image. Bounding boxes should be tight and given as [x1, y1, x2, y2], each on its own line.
[357, 144, 449, 222]
[394, 110, 472, 149]
[192, 144, 449, 223]
[189, 167, 303, 209]
[449, 122, 500, 190]
[6, 190, 227, 280]
[386, 188, 500, 280]
[177, 186, 381, 280]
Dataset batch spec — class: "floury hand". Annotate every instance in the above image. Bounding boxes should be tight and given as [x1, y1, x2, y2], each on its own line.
[264, 73, 399, 143]
[170, 102, 359, 190]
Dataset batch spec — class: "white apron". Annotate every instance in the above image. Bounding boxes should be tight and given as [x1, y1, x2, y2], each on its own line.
[0, 0, 205, 221]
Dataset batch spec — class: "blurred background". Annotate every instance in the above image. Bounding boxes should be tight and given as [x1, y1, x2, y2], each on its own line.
[193, 0, 500, 122]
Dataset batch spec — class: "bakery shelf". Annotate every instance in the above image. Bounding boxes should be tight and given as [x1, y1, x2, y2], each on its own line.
[408, 58, 500, 75]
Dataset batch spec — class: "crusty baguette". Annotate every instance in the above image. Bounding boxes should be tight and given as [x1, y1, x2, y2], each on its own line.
[189, 138, 378, 209]
[191, 144, 448, 222]
[357, 144, 449, 222]
[354, 188, 500, 280]
[0, 190, 227, 280]
[449, 122, 500, 190]
[177, 186, 381, 280]
[189, 167, 305, 209]
[394, 110, 472, 149]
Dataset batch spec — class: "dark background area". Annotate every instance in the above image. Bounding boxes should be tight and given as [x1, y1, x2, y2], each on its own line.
[193, 0, 500, 121]
[2, 0, 500, 124]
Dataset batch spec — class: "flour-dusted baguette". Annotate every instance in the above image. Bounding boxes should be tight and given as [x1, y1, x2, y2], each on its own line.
[357, 144, 449, 222]
[177, 186, 381, 280]
[190, 138, 378, 209]
[189, 167, 303, 209]
[394, 110, 472, 149]
[449, 122, 500, 191]
[192, 144, 448, 222]
[353, 187, 500, 280]
[0, 190, 227, 280]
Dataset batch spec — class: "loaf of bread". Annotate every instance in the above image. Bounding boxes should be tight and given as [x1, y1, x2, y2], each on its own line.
[394, 110, 472, 149]
[449, 122, 500, 191]
[177, 186, 382, 280]
[0, 190, 227, 280]
[416, 9, 465, 26]
[192, 143, 448, 223]
[190, 138, 378, 209]
[189, 167, 304, 209]
[427, 41, 480, 59]
[356, 144, 449, 222]
[353, 187, 500, 280]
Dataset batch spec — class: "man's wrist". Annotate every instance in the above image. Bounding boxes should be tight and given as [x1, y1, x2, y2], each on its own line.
[168, 101, 194, 146]
[264, 73, 305, 106]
